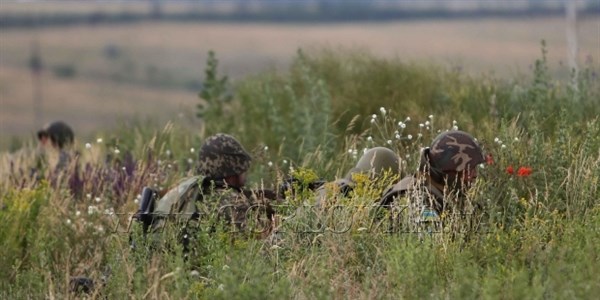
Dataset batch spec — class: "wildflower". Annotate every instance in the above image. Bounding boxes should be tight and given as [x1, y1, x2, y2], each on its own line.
[353, 149, 359, 156]
[85, 143, 92, 149]
[452, 120, 457, 125]
[379, 107, 386, 115]
[96, 226, 104, 233]
[190, 147, 195, 153]
[514, 137, 519, 142]
[86, 193, 92, 200]
[405, 117, 411, 122]
[428, 114, 434, 119]
[419, 123, 424, 128]
[283, 160, 288, 164]
[506, 165, 514, 175]
[452, 125, 459, 130]
[395, 134, 401, 139]
[96, 138, 103, 143]
[501, 144, 507, 149]
[167, 164, 172, 169]
[348, 149, 353, 154]
[267, 161, 273, 167]
[417, 133, 423, 138]
[264, 146, 269, 151]
[405, 154, 410, 159]
[87, 205, 99, 215]
[370, 119, 376, 124]
[367, 136, 373, 142]
[114, 148, 120, 154]
[187, 158, 194, 164]
[66, 219, 72, 225]
[371, 114, 377, 119]
[386, 140, 392, 145]
[517, 167, 533, 177]
[166, 149, 172, 156]
[425, 121, 430, 126]
[407, 134, 413, 140]
[95, 197, 101, 203]
[76, 210, 81, 217]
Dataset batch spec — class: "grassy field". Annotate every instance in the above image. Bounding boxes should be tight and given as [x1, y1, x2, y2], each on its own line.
[0, 29, 599, 298]
[1, 16, 598, 150]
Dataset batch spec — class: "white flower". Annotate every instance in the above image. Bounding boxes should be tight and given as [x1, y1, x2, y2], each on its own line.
[348, 149, 353, 154]
[428, 114, 434, 119]
[367, 136, 373, 142]
[395, 134, 401, 139]
[267, 161, 273, 167]
[187, 158, 194, 164]
[157, 160, 162, 165]
[218, 284, 225, 291]
[96, 225, 104, 233]
[75, 210, 81, 217]
[190, 147, 195, 153]
[96, 138, 103, 143]
[370, 119, 376, 124]
[353, 149, 359, 156]
[122, 167, 126, 171]
[95, 197, 101, 203]
[66, 219, 72, 225]
[419, 123, 424, 128]
[386, 140, 392, 145]
[283, 160, 288, 164]
[405, 154, 411, 159]
[479, 164, 486, 169]
[362, 148, 368, 154]
[86, 193, 92, 200]
[494, 137, 500, 143]
[425, 121, 430, 126]
[407, 134, 413, 140]
[417, 133, 423, 138]
[167, 164, 172, 169]
[514, 137, 520, 142]
[371, 114, 377, 119]
[452, 125, 459, 130]
[264, 146, 269, 151]
[405, 117, 411, 121]
[166, 149, 171, 156]
[379, 107, 386, 115]
[452, 120, 457, 125]
[87, 205, 99, 215]
[114, 148, 120, 154]
[501, 144, 507, 149]
[398, 122, 406, 129]
[134, 199, 139, 204]
[85, 143, 92, 149]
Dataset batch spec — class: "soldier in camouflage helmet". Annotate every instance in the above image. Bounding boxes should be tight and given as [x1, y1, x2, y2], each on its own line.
[378, 130, 486, 233]
[36, 121, 75, 171]
[315, 147, 401, 207]
[150, 133, 271, 252]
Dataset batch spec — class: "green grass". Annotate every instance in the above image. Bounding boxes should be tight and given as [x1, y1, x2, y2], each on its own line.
[0, 46, 599, 299]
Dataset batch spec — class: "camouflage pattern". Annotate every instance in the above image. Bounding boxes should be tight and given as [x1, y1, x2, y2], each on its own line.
[428, 130, 485, 172]
[197, 133, 251, 179]
[37, 121, 74, 149]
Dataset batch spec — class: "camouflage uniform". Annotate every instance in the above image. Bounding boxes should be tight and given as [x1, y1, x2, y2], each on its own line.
[151, 134, 268, 242]
[315, 147, 401, 207]
[378, 130, 485, 234]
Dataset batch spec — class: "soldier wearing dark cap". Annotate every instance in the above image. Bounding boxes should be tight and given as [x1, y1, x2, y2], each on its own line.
[378, 130, 486, 233]
[37, 120, 75, 171]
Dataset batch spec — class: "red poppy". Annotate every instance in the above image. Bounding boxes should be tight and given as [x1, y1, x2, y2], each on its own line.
[517, 166, 533, 177]
[506, 165, 514, 175]
[486, 153, 494, 165]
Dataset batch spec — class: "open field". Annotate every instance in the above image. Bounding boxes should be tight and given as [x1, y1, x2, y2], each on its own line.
[1, 16, 599, 148]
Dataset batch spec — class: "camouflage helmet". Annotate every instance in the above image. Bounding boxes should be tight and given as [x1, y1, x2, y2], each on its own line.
[344, 147, 400, 181]
[197, 133, 251, 179]
[37, 121, 74, 149]
[427, 130, 485, 172]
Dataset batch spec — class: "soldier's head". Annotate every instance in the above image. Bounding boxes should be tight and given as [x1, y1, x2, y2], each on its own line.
[197, 133, 251, 188]
[344, 147, 400, 182]
[420, 130, 485, 191]
[37, 121, 74, 150]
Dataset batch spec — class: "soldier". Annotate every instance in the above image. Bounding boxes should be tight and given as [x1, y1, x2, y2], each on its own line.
[378, 130, 486, 234]
[145, 133, 272, 251]
[36, 120, 75, 171]
[315, 147, 401, 208]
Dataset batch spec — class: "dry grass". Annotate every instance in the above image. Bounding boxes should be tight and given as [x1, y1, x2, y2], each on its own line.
[0, 16, 598, 145]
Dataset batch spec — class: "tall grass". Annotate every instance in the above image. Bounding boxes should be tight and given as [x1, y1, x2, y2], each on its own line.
[0, 46, 599, 299]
